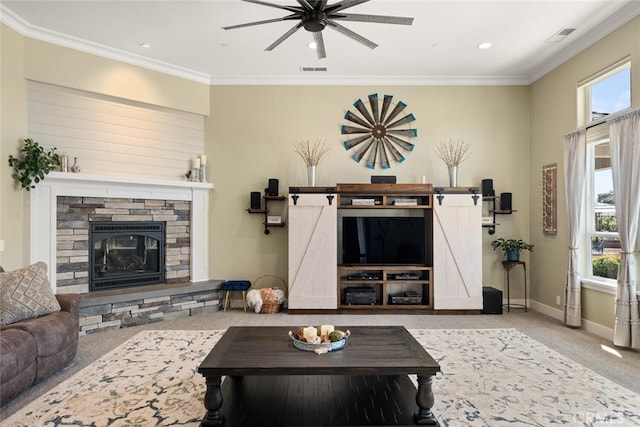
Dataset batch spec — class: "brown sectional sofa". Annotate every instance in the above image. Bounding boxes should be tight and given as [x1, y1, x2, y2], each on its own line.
[0, 293, 80, 403]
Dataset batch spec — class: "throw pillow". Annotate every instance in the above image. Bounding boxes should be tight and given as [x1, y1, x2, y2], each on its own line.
[0, 262, 61, 325]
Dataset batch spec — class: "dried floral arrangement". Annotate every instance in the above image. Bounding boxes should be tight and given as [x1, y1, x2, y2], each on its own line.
[293, 138, 332, 166]
[434, 138, 471, 167]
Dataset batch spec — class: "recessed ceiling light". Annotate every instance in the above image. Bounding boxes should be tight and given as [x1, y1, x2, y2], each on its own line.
[477, 42, 492, 49]
[138, 42, 151, 48]
[307, 41, 317, 49]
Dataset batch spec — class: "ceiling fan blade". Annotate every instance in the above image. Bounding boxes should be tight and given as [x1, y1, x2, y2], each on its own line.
[265, 23, 303, 51]
[327, 20, 378, 50]
[326, 0, 369, 13]
[223, 15, 297, 30]
[331, 13, 414, 25]
[313, 31, 326, 59]
[242, 0, 302, 14]
[296, 0, 314, 11]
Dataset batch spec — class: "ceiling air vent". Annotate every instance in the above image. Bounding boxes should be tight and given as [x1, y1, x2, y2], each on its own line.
[545, 28, 576, 43]
[300, 66, 328, 72]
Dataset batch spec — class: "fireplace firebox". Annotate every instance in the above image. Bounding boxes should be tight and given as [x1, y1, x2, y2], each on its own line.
[89, 222, 165, 291]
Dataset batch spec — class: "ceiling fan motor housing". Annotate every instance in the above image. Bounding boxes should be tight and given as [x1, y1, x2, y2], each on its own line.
[303, 12, 328, 32]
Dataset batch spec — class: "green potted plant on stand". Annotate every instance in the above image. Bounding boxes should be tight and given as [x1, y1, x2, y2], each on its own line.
[7, 138, 60, 191]
[490, 238, 534, 262]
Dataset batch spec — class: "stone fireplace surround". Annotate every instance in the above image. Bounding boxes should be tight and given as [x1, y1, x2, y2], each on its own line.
[30, 172, 221, 333]
[31, 172, 213, 291]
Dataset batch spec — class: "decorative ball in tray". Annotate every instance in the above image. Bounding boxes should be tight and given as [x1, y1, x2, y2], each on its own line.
[288, 325, 351, 355]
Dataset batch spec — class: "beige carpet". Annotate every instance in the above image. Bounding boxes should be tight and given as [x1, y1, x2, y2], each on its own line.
[4, 328, 640, 426]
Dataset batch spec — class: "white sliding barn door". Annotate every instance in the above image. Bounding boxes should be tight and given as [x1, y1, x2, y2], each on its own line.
[288, 193, 337, 309]
[433, 194, 483, 310]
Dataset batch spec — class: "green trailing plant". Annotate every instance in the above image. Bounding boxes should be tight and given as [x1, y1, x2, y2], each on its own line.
[490, 238, 534, 261]
[7, 138, 60, 191]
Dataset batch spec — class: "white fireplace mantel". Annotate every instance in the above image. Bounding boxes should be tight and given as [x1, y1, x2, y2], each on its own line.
[30, 172, 214, 291]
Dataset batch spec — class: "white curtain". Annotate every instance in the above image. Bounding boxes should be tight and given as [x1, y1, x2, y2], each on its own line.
[563, 130, 587, 327]
[609, 109, 640, 349]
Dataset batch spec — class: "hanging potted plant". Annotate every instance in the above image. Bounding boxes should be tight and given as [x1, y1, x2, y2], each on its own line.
[490, 238, 534, 262]
[7, 138, 61, 191]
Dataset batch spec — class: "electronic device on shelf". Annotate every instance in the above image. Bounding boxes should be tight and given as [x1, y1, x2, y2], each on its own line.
[345, 287, 376, 305]
[390, 273, 420, 280]
[347, 272, 381, 280]
[390, 291, 422, 305]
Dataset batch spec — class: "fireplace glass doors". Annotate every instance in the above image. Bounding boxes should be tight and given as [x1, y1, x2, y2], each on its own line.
[89, 222, 165, 291]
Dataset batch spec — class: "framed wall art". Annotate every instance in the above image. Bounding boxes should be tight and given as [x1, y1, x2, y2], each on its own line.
[542, 163, 557, 235]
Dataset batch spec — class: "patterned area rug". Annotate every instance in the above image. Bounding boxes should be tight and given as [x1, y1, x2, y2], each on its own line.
[5, 328, 640, 426]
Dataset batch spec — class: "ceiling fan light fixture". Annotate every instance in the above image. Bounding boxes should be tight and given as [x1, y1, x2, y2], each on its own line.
[477, 42, 492, 49]
[307, 41, 318, 49]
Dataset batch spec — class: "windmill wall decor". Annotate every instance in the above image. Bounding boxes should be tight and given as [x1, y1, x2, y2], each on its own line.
[341, 93, 417, 169]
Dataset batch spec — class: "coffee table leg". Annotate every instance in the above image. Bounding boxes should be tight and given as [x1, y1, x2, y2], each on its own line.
[201, 375, 224, 426]
[414, 374, 439, 426]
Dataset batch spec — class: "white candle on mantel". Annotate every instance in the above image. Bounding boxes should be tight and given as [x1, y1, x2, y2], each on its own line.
[303, 326, 318, 342]
[193, 157, 201, 169]
[320, 324, 334, 336]
[200, 154, 207, 165]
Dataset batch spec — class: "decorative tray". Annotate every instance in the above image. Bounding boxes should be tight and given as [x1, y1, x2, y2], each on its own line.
[288, 329, 351, 354]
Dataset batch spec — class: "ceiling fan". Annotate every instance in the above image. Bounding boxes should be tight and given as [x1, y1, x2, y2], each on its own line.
[222, 0, 414, 59]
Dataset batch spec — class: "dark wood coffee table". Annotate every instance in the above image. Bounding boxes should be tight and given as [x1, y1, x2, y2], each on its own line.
[197, 326, 440, 426]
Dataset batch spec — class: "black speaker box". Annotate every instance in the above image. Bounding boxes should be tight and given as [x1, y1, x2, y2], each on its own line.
[267, 178, 279, 196]
[482, 287, 503, 314]
[481, 179, 494, 196]
[250, 192, 261, 210]
[500, 192, 512, 211]
[371, 175, 397, 184]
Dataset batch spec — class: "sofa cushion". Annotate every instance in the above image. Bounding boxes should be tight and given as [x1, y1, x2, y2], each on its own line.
[0, 328, 37, 402]
[0, 262, 61, 326]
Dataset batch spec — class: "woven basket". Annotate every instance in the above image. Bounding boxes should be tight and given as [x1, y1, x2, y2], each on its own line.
[254, 274, 287, 314]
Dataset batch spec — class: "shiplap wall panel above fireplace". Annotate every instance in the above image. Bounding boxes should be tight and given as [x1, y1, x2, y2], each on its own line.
[27, 81, 205, 181]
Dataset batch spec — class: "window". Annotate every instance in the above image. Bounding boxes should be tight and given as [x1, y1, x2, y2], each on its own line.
[585, 136, 620, 283]
[578, 60, 629, 286]
[580, 60, 631, 124]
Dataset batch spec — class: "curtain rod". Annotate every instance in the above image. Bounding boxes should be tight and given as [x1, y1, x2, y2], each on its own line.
[577, 108, 635, 132]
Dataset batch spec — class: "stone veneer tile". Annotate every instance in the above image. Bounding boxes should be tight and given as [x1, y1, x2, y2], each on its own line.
[56, 196, 191, 292]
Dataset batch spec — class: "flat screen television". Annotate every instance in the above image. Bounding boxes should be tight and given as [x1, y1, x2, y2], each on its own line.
[341, 216, 426, 265]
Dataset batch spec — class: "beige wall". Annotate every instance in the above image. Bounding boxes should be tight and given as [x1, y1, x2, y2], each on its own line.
[529, 16, 640, 328]
[0, 25, 210, 270]
[1, 25, 29, 268]
[2, 16, 638, 333]
[207, 85, 531, 286]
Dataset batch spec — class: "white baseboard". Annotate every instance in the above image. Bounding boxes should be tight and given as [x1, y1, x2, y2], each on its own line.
[529, 299, 614, 341]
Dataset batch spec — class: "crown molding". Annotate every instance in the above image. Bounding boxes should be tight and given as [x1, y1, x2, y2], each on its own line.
[209, 75, 530, 86]
[526, 1, 640, 84]
[0, 4, 211, 85]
